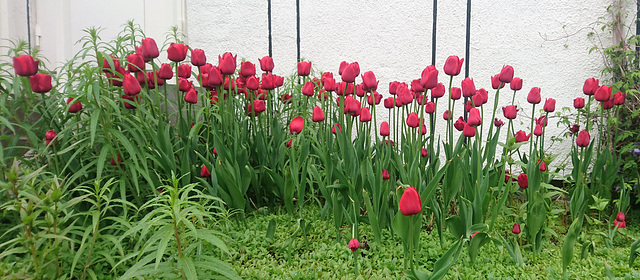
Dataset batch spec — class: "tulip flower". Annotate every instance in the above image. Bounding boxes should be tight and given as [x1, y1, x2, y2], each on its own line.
[67, 98, 83, 113]
[543, 98, 556, 113]
[461, 77, 476, 97]
[126, 53, 145, 72]
[406, 112, 420, 128]
[261, 73, 276, 90]
[463, 123, 475, 137]
[253, 100, 266, 114]
[383, 97, 394, 109]
[443, 55, 464, 76]
[515, 130, 530, 143]
[123, 74, 141, 95]
[290, 116, 304, 134]
[135, 45, 150, 62]
[467, 108, 482, 126]
[517, 173, 528, 189]
[389, 81, 399, 95]
[424, 102, 435, 114]
[286, 140, 292, 148]
[399, 186, 421, 216]
[431, 83, 445, 98]
[502, 105, 518, 119]
[367, 92, 382, 105]
[616, 212, 625, 222]
[332, 123, 342, 134]
[205, 67, 222, 87]
[602, 99, 614, 110]
[219, 52, 237, 75]
[246, 76, 259, 91]
[613, 91, 626, 105]
[576, 130, 590, 147]
[574, 98, 585, 109]
[421, 148, 428, 157]
[421, 65, 438, 89]
[382, 169, 390, 180]
[200, 165, 211, 177]
[443, 110, 453, 120]
[583, 78, 599, 96]
[534, 124, 543, 136]
[280, 93, 292, 103]
[570, 124, 580, 134]
[167, 43, 188, 62]
[450, 87, 462, 100]
[298, 61, 312, 76]
[362, 71, 379, 91]
[341, 62, 359, 83]
[499, 65, 514, 83]
[380, 121, 390, 136]
[512, 224, 521, 234]
[494, 118, 504, 127]
[360, 108, 372, 122]
[140, 38, 160, 59]
[178, 78, 192, 92]
[45, 130, 57, 146]
[177, 64, 192, 79]
[594, 85, 611, 102]
[184, 88, 198, 104]
[510, 77, 523, 91]
[339, 61, 348, 75]
[536, 115, 548, 127]
[614, 220, 626, 228]
[13, 54, 39, 76]
[491, 75, 505, 90]
[239, 61, 256, 77]
[453, 117, 466, 131]
[527, 87, 541, 104]
[110, 155, 123, 166]
[259, 56, 274, 72]
[312, 106, 325, 122]
[538, 159, 547, 172]
[190, 48, 207, 66]
[29, 73, 52, 93]
[300, 81, 315, 97]
[274, 75, 284, 87]
[504, 170, 512, 182]
[348, 238, 360, 251]
[410, 79, 424, 93]
[158, 63, 173, 80]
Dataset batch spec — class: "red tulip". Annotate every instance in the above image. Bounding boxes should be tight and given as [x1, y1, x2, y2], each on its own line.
[583, 78, 599, 96]
[411, 79, 425, 93]
[280, 93, 292, 103]
[389, 81, 399, 95]
[67, 98, 83, 113]
[467, 108, 482, 126]
[570, 124, 580, 134]
[253, 100, 266, 114]
[502, 105, 518, 119]
[177, 64, 192, 79]
[206, 67, 222, 87]
[594, 85, 611, 102]
[30, 73, 52, 93]
[443, 55, 464, 76]
[380, 121, 390, 136]
[450, 87, 462, 100]
[286, 139, 292, 148]
[399, 186, 422, 216]
[167, 43, 188, 62]
[240, 61, 256, 77]
[454, 117, 466, 131]
[45, 130, 57, 146]
[332, 123, 342, 134]
[338, 61, 348, 75]
[512, 224, 521, 234]
[188, 48, 205, 66]
[463, 123, 475, 137]
[421, 148, 428, 157]
[123, 74, 141, 95]
[602, 99, 614, 110]
[122, 94, 138, 109]
[324, 77, 336, 92]
[431, 83, 445, 98]
[382, 169, 390, 180]
[538, 159, 547, 172]
[515, 130, 530, 143]
[290, 116, 304, 134]
[360, 107, 372, 122]
[406, 112, 420, 128]
[527, 87, 541, 104]
[576, 130, 590, 147]
[126, 53, 145, 72]
[461, 77, 476, 97]
[367, 92, 382, 105]
[259, 56, 274, 72]
[616, 212, 625, 222]
[110, 155, 123, 166]
[218, 52, 237, 75]
[384, 97, 394, 109]
[302, 81, 315, 96]
[536, 115, 548, 127]
[499, 65, 514, 83]
[614, 220, 626, 228]
[158, 63, 173, 80]
[298, 61, 312, 76]
[348, 238, 360, 252]
[517, 173, 528, 189]
[261, 73, 276, 90]
[274, 75, 284, 87]
[341, 62, 359, 83]
[494, 118, 504, 127]
[443, 110, 453, 120]
[200, 165, 211, 177]
[505, 170, 512, 182]
[425, 102, 435, 114]
[574, 98, 585, 109]
[510, 77, 523, 91]
[613, 91, 626, 105]
[246, 76, 260, 91]
[178, 78, 192, 92]
[140, 38, 160, 59]
[420, 65, 438, 89]
[185, 88, 198, 104]
[312, 106, 325, 122]
[362, 71, 378, 91]
[543, 98, 556, 113]
[534, 124, 543, 136]
[491, 75, 505, 90]
[12, 54, 39, 76]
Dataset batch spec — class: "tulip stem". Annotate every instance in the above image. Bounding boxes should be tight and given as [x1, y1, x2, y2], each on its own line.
[528, 104, 536, 161]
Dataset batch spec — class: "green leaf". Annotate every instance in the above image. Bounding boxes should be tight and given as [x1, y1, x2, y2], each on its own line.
[562, 217, 583, 273]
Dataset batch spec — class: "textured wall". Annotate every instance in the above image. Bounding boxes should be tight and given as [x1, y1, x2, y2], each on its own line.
[187, 1, 636, 167]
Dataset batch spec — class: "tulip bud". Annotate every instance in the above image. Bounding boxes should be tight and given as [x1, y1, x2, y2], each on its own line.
[185, 88, 198, 104]
[574, 97, 585, 109]
[534, 124, 543, 136]
[67, 97, 83, 113]
[158, 63, 173, 80]
[613, 91, 626, 105]
[123, 74, 141, 96]
[348, 238, 360, 252]
[200, 165, 211, 177]
[491, 75, 505, 90]
[543, 98, 556, 113]
[443, 55, 464, 76]
[502, 105, 518, 119]
[406, 112, 420, 128]
[494, 118, 504, 127]
[332, 123, 342, 134]
[30, 73, 53, 93]
[454, 117, 466, 131]
[443, 110, 453, 120]
[12, 54, 39, 76]
[616, 212, 625, 222]
[461, 78, 476, 97]
[302, 81, 315, 96]
[451, 87, 462, 100]
[140, 38, 160, 59]
[420, 66, 438, 89]
[218, 52, 237, 75]
[45, 130, 57, 146]
[191, 49, 207, 66]
[431, 83, 445, 98]
[312, 106, 325, 122]
[259, 56, 274, 72]
[340, 62, 359, 83]
[362, 71, 378, 91]
[512, 224, 521, 234]
[510, 77, 523, 91]
[127, 53, 145, 72]
[499, 65, 514, 83]
[576, 130, 590, 147]
[290, 116, 304, 134]
[467, 108, 482, 127]
[463, 123, 475, 137]
[382, 169, 390, 180]
[360, 108, 372, 122]
[380, 121, 390, 136]
[298, 61, 312, 76]
[399, 186, 421, 216]
[517, 173, 528, 189]
[167, 43, 188, 62]
[425, 102, 435, 114]
[527, 87, 541, 104]
[583, 78, 599, 96]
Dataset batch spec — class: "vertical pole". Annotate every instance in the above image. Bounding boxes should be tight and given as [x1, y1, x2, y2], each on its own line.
[636, 1, 639, 60]
[26, 0, 31, 53]
[268, 0, 273, 57]
[296, 0, 300, 63]
[430, 0, 437, 132]
[463, 0, 471, 120]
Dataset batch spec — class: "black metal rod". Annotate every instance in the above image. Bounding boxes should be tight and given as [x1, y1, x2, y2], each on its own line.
[296, 0, 300, 63]
[26, 0, 31, 53]
[463, 0, 471, 120]
[431, 0, 437, 66]
[268, 0, 272, 57]
[636, 1, 639, 59]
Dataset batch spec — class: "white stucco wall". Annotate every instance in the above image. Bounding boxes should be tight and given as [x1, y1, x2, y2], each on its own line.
[187, 0, 637, 168]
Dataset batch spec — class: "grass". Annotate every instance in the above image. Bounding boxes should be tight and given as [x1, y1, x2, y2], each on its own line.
[222, 204, 640, 279]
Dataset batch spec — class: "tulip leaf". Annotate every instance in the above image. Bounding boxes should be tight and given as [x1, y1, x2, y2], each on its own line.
[630, 235, 640, 267]
[561, 217, 583, 273]
[266, 218, 276, 242]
